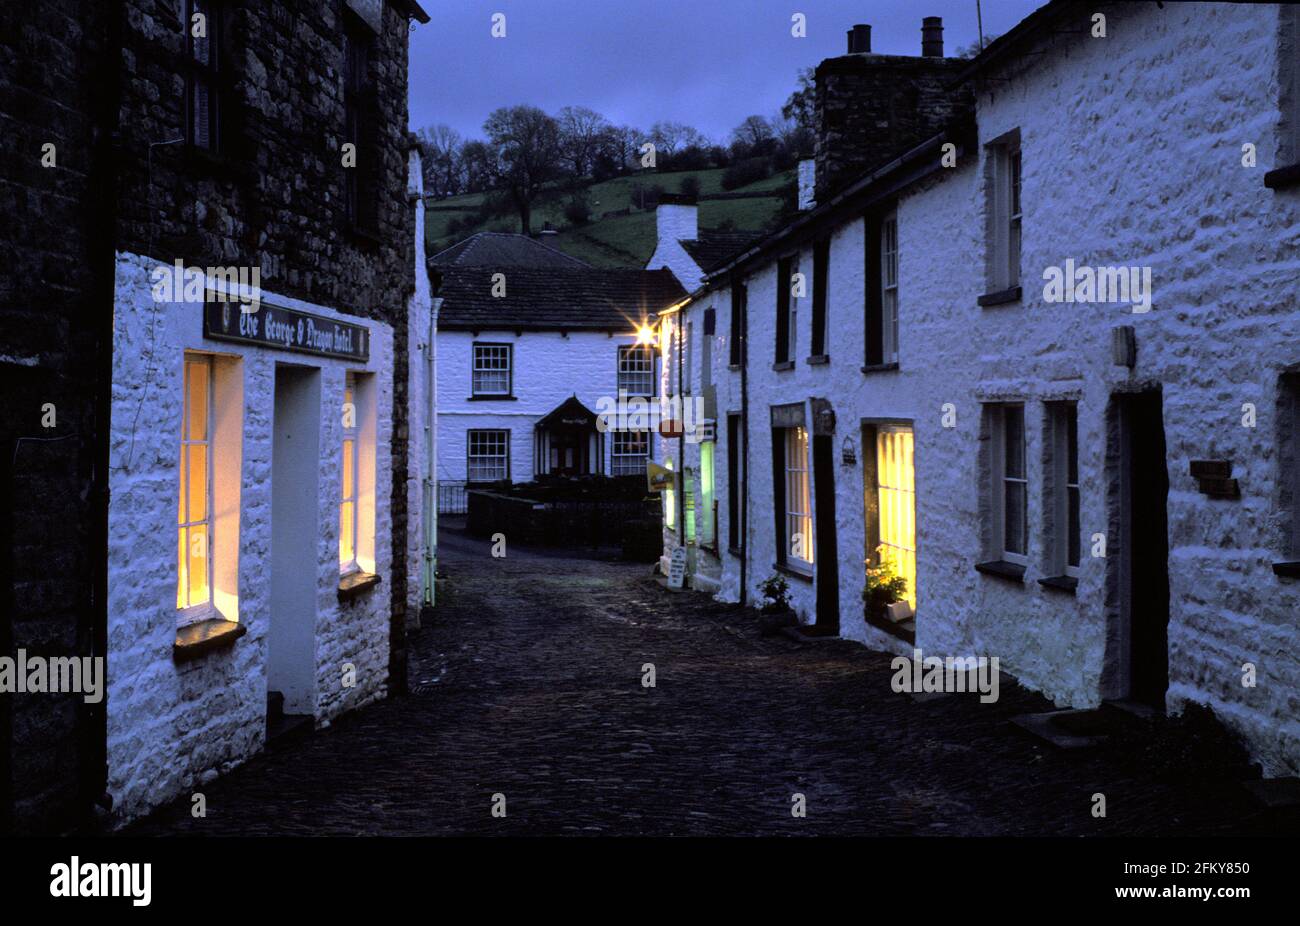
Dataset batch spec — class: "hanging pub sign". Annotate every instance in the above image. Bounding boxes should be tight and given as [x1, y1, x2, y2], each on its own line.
[203, 299, 369, 362]
[646, 461, 673, 493]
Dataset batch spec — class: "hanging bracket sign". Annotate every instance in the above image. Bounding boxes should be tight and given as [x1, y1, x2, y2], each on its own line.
[203, 300, 369, 362]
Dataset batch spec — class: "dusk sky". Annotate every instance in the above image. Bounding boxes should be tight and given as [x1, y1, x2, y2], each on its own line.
[408, 0, 1045, 143]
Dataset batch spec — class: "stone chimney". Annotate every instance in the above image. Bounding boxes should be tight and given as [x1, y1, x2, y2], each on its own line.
[797, 159, 817, 210]
[922, 17, 944, 57]
[655, 193, 698, 246]
[812, 19, 971, 200]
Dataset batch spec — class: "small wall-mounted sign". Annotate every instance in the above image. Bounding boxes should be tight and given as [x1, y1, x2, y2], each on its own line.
[1190, 460, 1240, 498]
[811, 397, 836, 436]
[667, 547, 686, 589]
[841, 436, 857, 466]
[204, 300, 369, 362]
[646, 461, 673, 493]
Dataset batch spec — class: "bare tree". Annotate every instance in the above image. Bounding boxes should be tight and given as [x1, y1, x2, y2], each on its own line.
[484, 105, 563, 235]
[556, 105, 610, 178]
[650, 121, 706, 157]
[731, 114, 774, 150]
[416, 123, 464, 199]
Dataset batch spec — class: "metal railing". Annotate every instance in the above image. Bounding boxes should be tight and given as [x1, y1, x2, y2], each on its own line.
[438, 481, 468, 514]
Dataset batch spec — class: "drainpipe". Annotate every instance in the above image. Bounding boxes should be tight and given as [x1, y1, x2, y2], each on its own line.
[676, 313, 685, 550]
[421, 289, 441, 615]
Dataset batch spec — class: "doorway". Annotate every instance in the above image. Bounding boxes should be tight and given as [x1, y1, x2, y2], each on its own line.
[1106, 388, 1170, 708]
[268, 365, 321, 728]
[813, 433, 840, 633]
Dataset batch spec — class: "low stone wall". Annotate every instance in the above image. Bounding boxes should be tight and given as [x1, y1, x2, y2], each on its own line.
[468, 490, 660, 558]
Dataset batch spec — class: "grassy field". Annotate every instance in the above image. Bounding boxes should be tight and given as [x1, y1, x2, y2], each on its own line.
[427, 167, 793, 268]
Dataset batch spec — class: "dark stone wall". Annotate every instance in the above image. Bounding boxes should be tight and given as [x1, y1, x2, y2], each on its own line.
[0, 0, 118, 834]
[814, 53, 972, 200]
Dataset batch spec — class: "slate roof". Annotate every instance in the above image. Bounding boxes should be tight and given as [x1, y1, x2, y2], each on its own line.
[435, 266, 687, 331]
[429, 232, 589, 269]
[681, 229, 763, 273]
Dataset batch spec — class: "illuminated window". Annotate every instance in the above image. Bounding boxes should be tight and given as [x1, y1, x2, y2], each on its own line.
[472, 343, 512, 396]
[663, 458, 676, 530]
[783, 426, 812, 568]
[699, 440, 716, 548]
[611, 430, 650, 475]
[875, 426, 916, 608]
[177, 354, 213, 611]
[468, 429, 509, 482]
[339, 373, 359, 572]
[617, 344, 654, 396]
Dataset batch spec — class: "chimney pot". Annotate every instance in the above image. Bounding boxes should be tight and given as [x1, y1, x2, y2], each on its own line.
[847, 23, 871, 54]
[921, 16, 944, 57]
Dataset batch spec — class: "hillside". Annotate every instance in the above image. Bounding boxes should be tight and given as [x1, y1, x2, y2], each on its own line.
[426, 167, 794, 268]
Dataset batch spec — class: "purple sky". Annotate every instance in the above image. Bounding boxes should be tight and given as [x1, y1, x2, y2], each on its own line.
[408, 0, 1045, 143]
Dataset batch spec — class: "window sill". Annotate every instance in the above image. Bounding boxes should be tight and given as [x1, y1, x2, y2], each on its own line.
[174, 618, 246, 663]
[773, 561, 813, 583]
[975, 559, 1027, 583]
[1264, 162, 1300, 190]
[861, 361, 900, 374]
[338, 571, 382, 601]
[806, 354, 830, 366]
[977, 286, 1022, 307]
[727, 363, 742, 372]
[466, 394, 517, 401]
[1272, 561, 1300, 579]
[1038, 574, 1078, 595]
[772, 360, 795, 372]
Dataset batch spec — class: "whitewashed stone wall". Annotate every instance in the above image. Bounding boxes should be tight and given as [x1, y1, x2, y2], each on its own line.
[407, 147, 435, 619]
[691, 2, 1300, 775]
[107, 252, 394, 822]
[646, 203, 705, 293]
[437, 328, 654, 482]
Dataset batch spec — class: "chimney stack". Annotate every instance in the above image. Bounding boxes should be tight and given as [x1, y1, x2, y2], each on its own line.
[846, 23, 871, 54]
[921, 16, 944, 57]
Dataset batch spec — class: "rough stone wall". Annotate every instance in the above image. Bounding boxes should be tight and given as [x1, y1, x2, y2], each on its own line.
[814, 52, 969, 201]
[106, 253, 394, 822]
[645, 204, 704, 292]
[0, 0, 116, 833]
[437, 329, 651, 483]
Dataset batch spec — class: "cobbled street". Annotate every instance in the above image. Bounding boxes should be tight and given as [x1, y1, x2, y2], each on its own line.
[127, 523, 1291, 837]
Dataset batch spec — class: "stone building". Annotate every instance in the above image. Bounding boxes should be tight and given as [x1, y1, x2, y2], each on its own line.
[431, 233, 684, 488]
[661, 2, 1300, 778]
[0, 0, 433, 832]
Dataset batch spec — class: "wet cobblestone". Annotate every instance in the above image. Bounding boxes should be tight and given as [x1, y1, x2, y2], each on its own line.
[126, 524, 1292, 836]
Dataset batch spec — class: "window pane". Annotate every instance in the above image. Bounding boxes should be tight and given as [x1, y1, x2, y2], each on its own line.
[342, 438, 355, 500]
[1066, 403, 1078, 483]
[1004, 406, 1025, 478]
[1068, 486, 1081, 567]
[186, 360, 209, 440]
[187, 524, 208, 604]
[1004, 482, 1026, 555]
[177, 528, 187, 610]
[187, 444, 207, 523]
[340, 501, 355, 566]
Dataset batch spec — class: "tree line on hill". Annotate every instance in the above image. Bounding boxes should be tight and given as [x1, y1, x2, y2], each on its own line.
[418, 70, 817, 236]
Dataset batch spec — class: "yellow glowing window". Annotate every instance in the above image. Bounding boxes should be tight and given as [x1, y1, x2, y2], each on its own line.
[876, 426, 916, 608]
[784, 426, 812, 566]
[177, 354, 213, 610]
[340, 373, 358, 572]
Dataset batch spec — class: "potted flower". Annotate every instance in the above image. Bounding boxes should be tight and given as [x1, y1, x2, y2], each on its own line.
[863, 561, 910, 623]
[757, 573, 798, 635]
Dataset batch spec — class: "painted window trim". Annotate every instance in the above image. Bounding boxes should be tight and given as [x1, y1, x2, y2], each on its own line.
[988, 403, 1029, 567]
[178, 352, 215, 615]
[471, 342, 513, 397]
[467, 428, 510, 482]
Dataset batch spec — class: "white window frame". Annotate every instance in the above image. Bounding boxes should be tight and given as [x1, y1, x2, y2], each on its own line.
[611, 430, 651, 476]
[467, 429, 509, 482]
[178, 353, 215, 615]
[987, 136, 1022, 291]
[1047, 402, 1080, 579]
[617, 344, 654, 397]
[1286, 5, 1300, 165]
[990, 403, 1029, 566]
[471, 343, 512, 397]
[784, 425, 813, 569]
[339, 372, 360, 575]
[880, 210, 899, 364]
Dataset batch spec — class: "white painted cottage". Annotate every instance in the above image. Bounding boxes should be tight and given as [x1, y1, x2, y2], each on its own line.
[661, 1, 1300, 778]
[431, 233, 686, 490]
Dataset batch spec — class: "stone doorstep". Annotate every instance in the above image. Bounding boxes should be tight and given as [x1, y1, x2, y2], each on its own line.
[1241, 778, 1300, 809]
[1010, 709, 1112, 750]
